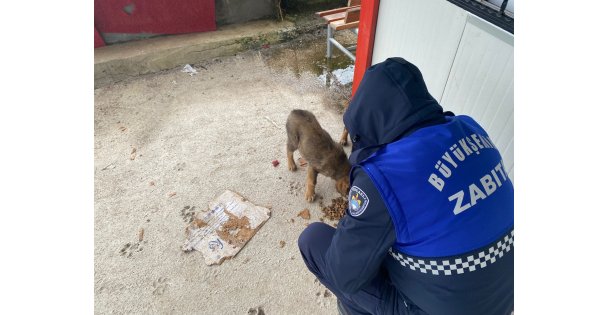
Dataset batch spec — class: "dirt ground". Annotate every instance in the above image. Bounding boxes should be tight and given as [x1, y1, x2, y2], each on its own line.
[94, 33, 357, 314]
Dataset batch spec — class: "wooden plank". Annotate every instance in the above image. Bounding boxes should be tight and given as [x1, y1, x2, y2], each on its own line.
[316, 7, 347, 17]
[321, 12, 347, 23]
[344, 7, 361, 23]
[316, 5, 360, 18]
[331, 20, 359, 31]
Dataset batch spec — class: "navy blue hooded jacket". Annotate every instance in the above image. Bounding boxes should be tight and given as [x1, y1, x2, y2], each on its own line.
[324, 58, 514, 315]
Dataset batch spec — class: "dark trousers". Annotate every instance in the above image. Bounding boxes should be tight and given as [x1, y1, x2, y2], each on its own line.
[298, 222, 410, 315]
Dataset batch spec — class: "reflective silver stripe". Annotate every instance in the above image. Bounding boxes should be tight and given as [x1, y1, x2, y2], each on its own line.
[389, 230, 514, 276]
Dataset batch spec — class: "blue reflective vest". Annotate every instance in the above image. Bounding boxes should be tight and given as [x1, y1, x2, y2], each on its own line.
[353, 115, 514, 257]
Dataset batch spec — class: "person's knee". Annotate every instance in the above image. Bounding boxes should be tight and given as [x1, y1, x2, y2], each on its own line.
[298, 222, 334, 277]
[298, 222, 333, 253]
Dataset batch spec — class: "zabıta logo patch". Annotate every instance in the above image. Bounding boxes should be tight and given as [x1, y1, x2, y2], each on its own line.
[348, 186, 369, 217]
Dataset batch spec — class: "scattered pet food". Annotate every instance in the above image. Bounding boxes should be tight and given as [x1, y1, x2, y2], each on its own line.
[193, 218, 207, 228]
[297, 209, 311, 220]
[149, 181, 155, 186]
[168, 192, 177, 198]
[324, 289, 331, 298]
[130, 148, 137, 160]
[138, 228, 144, 242]
[279, 240, 286, 248]
[321, 197, 348, 221]
[216, 213, 254, 247]
[272, 159, 280, 167]
[119, 126, 127, 132]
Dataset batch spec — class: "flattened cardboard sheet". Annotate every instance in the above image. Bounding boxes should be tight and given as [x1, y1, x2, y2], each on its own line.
[182, 190, 271, 265]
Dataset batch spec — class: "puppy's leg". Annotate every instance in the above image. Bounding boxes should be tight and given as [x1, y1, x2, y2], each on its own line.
[339, 99, 350, 146]
[339, 127, 349, 146]
[286, 143, 297, 172]
[286, 124, 299, 171]
[305, 167, 318, 202]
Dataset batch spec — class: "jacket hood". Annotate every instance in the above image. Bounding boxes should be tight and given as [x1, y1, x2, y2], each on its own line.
[344, 57, 448, 164]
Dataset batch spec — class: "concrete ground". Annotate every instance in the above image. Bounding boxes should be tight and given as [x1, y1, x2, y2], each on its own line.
[94, 30, 357, 314]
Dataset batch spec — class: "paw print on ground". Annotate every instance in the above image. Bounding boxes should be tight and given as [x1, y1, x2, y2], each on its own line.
[119, 242, 143, 258]
[152, 277, 169, 296]
[248, 306, 265, 315]
[181, 206, 196, 223]
[288, 181, 302, 196]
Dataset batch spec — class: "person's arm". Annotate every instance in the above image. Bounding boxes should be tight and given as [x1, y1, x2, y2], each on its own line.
[324, 167, 396, 294]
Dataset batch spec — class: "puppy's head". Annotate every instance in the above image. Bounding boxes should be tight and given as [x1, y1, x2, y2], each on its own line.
[335, 176, 350, 196]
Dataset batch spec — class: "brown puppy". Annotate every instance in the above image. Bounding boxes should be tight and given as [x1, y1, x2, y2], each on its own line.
[286, 109, 351, 202]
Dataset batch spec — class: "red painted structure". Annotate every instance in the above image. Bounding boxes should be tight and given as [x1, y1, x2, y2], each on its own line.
[94, 27, 106, 48]
[352, 0, 381, 97]
[94, 0, 215, 37]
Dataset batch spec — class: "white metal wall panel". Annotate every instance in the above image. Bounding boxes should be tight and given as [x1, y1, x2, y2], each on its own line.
[371, 0, 514, 181]
[440, 15, 514, 181]
[371, 0, 467, 100]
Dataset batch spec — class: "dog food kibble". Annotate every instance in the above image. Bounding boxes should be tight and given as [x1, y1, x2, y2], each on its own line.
[321, 197, 348, 221]
[297, 209, 311, 220]
[271, 160, 280, 167]
[193, 219, 207, 228]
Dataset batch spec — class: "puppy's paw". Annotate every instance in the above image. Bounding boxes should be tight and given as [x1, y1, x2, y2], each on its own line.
[305, 189, 316, 203]
[287, 162, 297, 172]
[339, 138, 348, 146]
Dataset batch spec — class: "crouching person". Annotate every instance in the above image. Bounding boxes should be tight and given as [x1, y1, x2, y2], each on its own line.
[298, 58, 514, 315]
